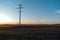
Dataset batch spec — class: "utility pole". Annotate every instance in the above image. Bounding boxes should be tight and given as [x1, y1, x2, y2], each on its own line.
[18, 4, 23, 25]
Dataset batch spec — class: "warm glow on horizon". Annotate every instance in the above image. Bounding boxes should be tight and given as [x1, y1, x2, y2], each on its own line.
[0, 6, 17, 24]
[0, 21, 17, 24]
[0, 14, 13, 22]
[0, 13, 18, 24]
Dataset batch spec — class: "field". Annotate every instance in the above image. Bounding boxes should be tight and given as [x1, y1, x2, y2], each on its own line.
[0, 24, 60, 40]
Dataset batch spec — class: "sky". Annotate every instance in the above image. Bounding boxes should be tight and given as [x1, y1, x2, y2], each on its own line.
[0, 0, 60, 24]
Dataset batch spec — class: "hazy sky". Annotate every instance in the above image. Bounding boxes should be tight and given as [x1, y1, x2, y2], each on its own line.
[0, 0, 60, 24]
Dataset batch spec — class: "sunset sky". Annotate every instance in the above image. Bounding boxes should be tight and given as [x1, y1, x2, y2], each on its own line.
[0, 0, 60, 24]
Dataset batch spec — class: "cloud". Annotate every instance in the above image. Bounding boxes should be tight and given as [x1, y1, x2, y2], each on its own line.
[55, 9, 60, 13]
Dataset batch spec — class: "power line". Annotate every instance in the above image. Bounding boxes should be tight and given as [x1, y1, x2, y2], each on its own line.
[18, 4, 23, 26]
